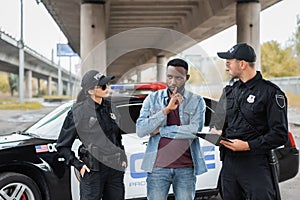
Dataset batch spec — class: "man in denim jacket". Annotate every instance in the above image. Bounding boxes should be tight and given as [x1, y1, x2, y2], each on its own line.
[136, 58, 207, 200]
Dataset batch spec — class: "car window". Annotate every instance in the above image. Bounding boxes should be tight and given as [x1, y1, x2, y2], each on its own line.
[117, 103, 143, 134]
[24, 101, 74, 139]
[203, 97, 217, 126]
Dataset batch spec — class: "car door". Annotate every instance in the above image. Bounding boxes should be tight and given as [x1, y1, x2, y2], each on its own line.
[116, 102, 150, 199]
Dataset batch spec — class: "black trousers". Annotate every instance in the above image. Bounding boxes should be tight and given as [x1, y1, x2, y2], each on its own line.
[221, 153, 276, 200]
[80, 164, 125, 200]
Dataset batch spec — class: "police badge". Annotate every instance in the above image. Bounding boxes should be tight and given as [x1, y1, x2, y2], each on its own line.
[247, 94, 255, 103]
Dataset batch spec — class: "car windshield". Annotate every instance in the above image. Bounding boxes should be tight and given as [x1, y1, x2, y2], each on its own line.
[24, 101, 74, 140]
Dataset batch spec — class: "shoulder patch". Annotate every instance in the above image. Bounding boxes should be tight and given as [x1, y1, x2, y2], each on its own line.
[275, 94, 286, 109]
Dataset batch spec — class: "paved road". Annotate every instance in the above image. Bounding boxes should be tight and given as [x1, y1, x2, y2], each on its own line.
[279, 122, 300, 200]
[0, 106, 56, 134]
[0, 104, 299, 200]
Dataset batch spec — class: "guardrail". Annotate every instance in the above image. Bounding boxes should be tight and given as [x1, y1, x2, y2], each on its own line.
[189, 76, 300, 98]
[269, 76, 300, 95]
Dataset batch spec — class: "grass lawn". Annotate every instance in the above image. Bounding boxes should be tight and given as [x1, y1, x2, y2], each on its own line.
[0, 98, 44, 110]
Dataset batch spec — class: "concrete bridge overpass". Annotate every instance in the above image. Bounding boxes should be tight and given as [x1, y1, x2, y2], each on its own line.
[41, 0, 281, 82]
[0, 30, 78, 98]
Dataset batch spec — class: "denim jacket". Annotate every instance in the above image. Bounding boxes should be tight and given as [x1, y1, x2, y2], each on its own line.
[136, 88, 208, 175]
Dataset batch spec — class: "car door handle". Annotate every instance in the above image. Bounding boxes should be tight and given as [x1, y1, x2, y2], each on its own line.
[142, 141, 148, 145]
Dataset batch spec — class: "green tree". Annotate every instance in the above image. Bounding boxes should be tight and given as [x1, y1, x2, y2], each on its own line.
[293, 15, 300, 62]
[8, 73, 18, 96]
[0, 72, 10, 93]
[261, 41, 300, 78]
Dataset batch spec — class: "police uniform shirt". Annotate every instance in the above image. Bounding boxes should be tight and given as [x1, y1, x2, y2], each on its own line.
[56, 97, 125, 170]
[213, 71, 288, 151]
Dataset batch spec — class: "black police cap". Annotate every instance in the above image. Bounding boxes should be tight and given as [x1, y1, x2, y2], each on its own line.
[217, 43, 256, 62]
[81, 70, 115, 92]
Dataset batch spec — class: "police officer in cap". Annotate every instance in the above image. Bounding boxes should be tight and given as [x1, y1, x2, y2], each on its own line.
[210, 43, 288, 200]
[57, 70, 127, 200]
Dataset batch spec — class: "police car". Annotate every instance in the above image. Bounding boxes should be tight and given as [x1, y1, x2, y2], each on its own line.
[0, 83, 298, 200]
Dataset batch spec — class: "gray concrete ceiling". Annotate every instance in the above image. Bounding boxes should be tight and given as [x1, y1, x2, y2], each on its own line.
[40, 0, 281, 81]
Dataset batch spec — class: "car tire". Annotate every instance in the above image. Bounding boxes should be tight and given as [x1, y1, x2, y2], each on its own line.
[0, 172, 42, 200]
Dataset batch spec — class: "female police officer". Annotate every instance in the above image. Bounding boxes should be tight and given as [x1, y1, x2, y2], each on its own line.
[56, 70, 127, 200]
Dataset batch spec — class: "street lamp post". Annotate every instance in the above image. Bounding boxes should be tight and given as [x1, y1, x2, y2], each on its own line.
[19, 0, 25, 103]
[69, 56, 72, 97]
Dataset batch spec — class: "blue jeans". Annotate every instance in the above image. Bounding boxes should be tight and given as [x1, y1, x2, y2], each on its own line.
[146, 167, 196, 200]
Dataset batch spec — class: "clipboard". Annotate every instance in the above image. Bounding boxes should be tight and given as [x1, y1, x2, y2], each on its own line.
[194, 132, 232, 146]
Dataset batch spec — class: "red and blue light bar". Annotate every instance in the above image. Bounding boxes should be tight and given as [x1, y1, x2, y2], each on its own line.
[111, 82, 166, 91]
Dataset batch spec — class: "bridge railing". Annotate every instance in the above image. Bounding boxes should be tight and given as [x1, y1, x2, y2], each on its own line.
[269, 76, 300, 95]
[0, 29, 78, 80]
[189, 76, 300, 99]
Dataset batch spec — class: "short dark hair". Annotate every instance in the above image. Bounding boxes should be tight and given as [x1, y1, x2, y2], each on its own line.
[167, 58, 188, 72]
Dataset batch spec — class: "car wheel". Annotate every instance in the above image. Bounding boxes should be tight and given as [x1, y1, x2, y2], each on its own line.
[0, 172, 42, 200]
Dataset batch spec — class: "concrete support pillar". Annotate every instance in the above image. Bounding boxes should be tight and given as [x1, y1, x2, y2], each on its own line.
[68, 56, 73, 97]
[136, 68, 142, 82]
[157, 55, 166, 82]
[58, 60, 63, 96]
[236, 0, 261, 70]
[80, 2, 106, 75]
[47, 76, 52, 95]
[25, 70, 32, 99]
[67, 82, 71, 96]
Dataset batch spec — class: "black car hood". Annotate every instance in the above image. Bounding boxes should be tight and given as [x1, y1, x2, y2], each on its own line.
[0, 132, 54, 150]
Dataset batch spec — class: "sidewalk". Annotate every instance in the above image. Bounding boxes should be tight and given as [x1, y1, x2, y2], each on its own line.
[0, 104, 57, 134]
